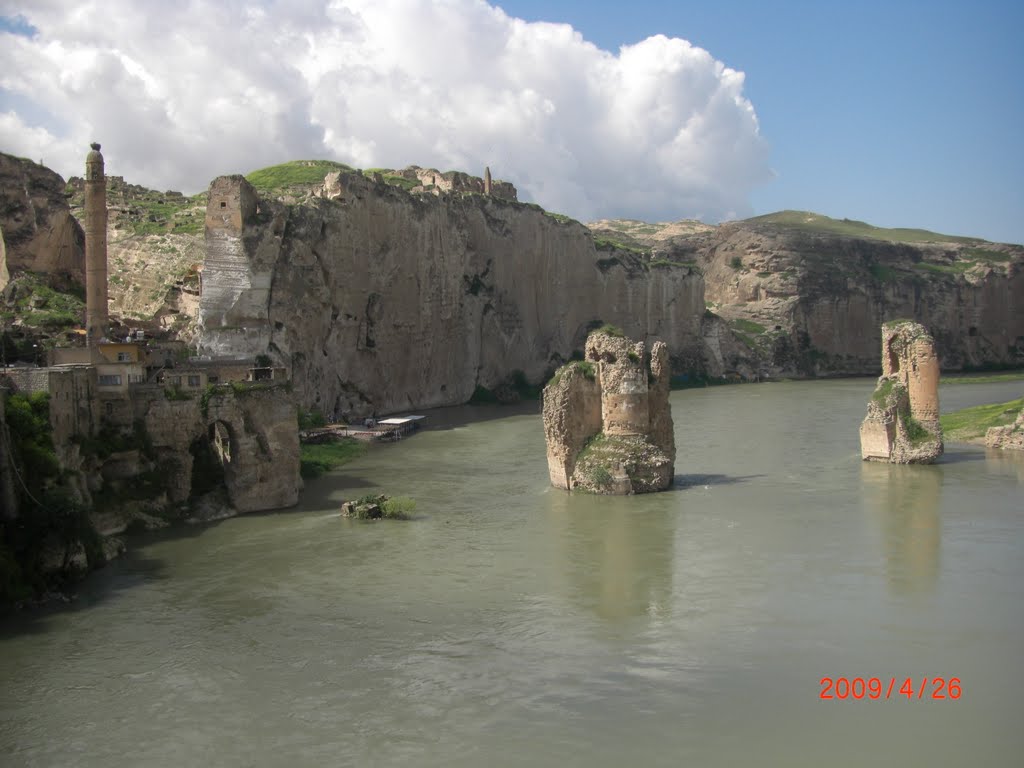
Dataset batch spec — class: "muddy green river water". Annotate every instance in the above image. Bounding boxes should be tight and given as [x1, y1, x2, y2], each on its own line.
[1, 379, 1022, 766]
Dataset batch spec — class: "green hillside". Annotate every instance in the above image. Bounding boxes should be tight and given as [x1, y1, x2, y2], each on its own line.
[742, 210, 987, 245]
[245, 160, 354, 192]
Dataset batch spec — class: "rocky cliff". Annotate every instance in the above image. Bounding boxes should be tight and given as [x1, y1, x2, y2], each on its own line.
[199, 172, 706, 417]
[594, 212, 1024, 378]
[0, 153, 84, 290]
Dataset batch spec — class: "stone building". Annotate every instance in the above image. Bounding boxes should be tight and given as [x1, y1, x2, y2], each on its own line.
[543, 329, 675, 494]
[859, 320, 943, 463]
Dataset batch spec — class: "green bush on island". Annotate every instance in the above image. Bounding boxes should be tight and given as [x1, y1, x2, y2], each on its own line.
[343, 494, 416, 520]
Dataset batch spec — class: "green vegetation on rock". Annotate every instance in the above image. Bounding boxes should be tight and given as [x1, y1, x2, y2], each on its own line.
[743, 210, 985, 245]
[592, 323, 624, 338]
[246, 160, 354, 192]
[548, 360, 596, 387]
[0, 273, 85, 330]
[1, 392, 104, 603]
[730, 318, 766, 335]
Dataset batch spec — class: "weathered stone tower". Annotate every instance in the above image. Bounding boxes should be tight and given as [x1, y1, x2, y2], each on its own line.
[542, 330, 675, 494]
[859, 320, 943, 463]
[84, 142, 108, 345]
[484, 166, 492, 196]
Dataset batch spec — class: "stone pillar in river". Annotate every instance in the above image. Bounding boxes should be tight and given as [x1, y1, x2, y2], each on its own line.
[859, 320, 943, 463]
[542, 329, 675, 494]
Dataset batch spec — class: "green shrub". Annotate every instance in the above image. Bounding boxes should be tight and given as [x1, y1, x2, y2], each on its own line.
[298, 408, 327, 430]
[381, 496, 416, 519]
[300, 438, 367, 478]
[469, 385, 498, 404]
[164, 386, 192, 401]
[729, 256, 743, 270]
[730, 318, 766, 335]
[592, 323, 624, 338]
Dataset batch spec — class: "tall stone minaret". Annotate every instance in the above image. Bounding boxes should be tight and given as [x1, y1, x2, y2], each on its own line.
[484, 166, 492, 196]
[84, 142, 108, 346]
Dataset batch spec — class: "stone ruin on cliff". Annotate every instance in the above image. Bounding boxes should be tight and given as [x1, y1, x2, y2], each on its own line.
[859, 320, 943, 464]
[543, 329, 675, 494]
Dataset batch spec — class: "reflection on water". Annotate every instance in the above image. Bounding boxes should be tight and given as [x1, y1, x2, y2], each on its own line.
[1, 379, 1023, 766]
[544, 492, 675, 621]
[985, 445, 1024, 483]
[861, 462, 941, 594]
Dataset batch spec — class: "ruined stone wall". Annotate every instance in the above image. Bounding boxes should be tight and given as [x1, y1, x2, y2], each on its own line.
[1, 367, 51, 393]
[200, 176, 272, 331]
[204, 385, 300, 513]
[647, 341, 675, 460]
[586, 334, 650, 436]
[48, 367, 100, 462]
[860, 321, 943, 464]
[881, 323, 941, 425]
[544, 331, 676, 494]
[542, 365, 601, 489]
[408, 167, 518, 201]
[136, 395, 204, 504]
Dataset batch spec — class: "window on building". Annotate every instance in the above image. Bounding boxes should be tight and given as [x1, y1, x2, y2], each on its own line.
[98, 375, 122, 386]
[208, 375, 219, 384]
[117, 352, 131, 362]
[105, 403, 114, 416]
[169, 376, 181, 387]
[188, 375, 201, 387]
[220, 201, 227, 209]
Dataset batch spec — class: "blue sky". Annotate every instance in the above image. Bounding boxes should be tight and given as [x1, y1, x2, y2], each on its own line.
[1, 0, 1022, 242]
[498, 0, 1024, 243]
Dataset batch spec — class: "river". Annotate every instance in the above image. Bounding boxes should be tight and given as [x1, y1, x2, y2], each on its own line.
[1, 378, 1022, 766]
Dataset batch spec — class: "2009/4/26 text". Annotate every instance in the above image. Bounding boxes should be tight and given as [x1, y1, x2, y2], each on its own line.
[819, 677, 962, 700]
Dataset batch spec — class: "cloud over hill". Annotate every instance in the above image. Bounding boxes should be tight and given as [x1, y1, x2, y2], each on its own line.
[0, 0, 771, 222]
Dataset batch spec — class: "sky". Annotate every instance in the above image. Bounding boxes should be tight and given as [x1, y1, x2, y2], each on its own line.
[1, 0, 1021, 243]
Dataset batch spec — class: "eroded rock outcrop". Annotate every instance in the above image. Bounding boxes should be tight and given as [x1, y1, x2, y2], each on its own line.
[860, 321, 943, 463]
[543, 330, 675, 494]
[0, 153, 85, 290]
[985, 409, 1024, 450]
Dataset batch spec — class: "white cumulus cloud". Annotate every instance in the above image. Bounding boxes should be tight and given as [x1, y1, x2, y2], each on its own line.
[0, 0, 771, 222]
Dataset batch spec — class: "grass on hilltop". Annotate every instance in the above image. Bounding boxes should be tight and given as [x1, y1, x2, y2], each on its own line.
[246, 160, 355, 192]
[939, 397, 1024, 442]
[743, 210, 987, 245]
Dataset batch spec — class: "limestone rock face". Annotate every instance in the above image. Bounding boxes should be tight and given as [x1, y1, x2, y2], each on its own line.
[592, 216, 1024, 379]
[985, 409, 1024, 450]
[0, 153, 85, 290]
[198, 173, 705, 417]
[543, 330, 675, 494]
[859, 321, 943, 463]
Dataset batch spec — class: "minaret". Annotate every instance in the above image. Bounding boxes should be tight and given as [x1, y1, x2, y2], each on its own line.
[484, 166, 492, 196]
[84, 142, 108, 346]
